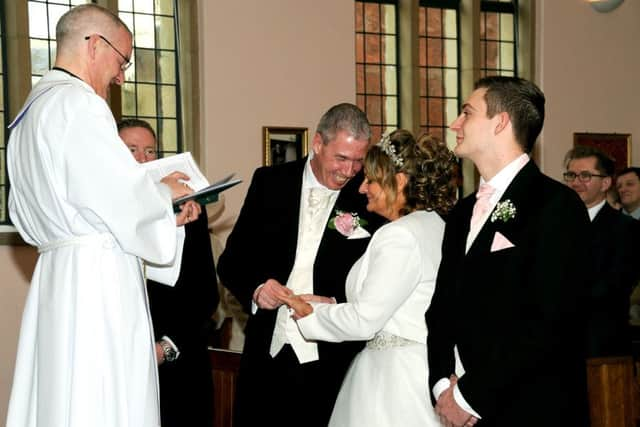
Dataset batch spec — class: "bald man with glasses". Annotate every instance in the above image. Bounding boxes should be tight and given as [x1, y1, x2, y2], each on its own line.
[6, 4, 200, 426]
[564, 145, 640, 358]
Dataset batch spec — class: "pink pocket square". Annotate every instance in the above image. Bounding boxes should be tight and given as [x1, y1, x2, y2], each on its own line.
[491, 231, 515, 252]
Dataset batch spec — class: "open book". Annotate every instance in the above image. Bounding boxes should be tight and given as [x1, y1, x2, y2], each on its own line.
[172, 174, 241, 211]
[140, 152, 241, 212]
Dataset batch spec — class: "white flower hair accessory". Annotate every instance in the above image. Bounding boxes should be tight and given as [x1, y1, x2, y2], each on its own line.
[377, 133, 404, 168]
[491, 199, 516, 223]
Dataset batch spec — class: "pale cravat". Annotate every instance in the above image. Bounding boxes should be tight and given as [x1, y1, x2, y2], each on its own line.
[470, 183, 496, 229]
[270, 186, 334, 363]
[307, 187, 330, 221]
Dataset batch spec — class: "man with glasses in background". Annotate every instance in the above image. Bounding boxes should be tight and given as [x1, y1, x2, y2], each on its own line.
[118, 118, 218, 427]
[6, 4, 200, 427]
[564, 145, 639, 358]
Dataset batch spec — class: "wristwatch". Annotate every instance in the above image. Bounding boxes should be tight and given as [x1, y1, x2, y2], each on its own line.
[159, 339, 178, 363]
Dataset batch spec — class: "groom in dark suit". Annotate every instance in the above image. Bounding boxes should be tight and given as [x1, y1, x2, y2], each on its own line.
[426, 76, 591, 426]
[218, 103, 383, 427]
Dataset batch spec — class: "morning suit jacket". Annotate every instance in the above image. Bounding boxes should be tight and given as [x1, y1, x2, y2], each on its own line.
[586, 202, 639, 357]
[426, 160, 591, 426]
[217, 158, 384, 426]
[147, 210, 219, 427]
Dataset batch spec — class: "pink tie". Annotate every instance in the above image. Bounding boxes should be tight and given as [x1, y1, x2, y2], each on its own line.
[470, 183, 495, 229]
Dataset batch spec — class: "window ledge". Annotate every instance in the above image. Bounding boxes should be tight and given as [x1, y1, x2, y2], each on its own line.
[0, 226, 27, 246]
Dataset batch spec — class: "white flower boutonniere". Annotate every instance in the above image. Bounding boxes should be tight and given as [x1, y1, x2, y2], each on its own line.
[491, 200, 516, 223]
[328, 210, 368, 237]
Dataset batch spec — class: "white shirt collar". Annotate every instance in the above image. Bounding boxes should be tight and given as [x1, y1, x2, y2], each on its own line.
[302, 156, 339, 194]
[480, 153, 530, 203]
[622, 206, 640, 220]
[587, 199, 606, 222]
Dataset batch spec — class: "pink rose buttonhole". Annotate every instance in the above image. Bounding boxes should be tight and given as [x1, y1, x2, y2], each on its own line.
[328, 210, 368, 237]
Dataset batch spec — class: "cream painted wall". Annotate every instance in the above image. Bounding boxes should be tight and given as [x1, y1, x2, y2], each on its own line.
[198, 0, 357, 239]
[537, 0, 640, 180]
[0, 246, 37, 422]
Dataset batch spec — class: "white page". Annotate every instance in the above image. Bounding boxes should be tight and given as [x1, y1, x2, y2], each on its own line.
[141, 152, 209, 191]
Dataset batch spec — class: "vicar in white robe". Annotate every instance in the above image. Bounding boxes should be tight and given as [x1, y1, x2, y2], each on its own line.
[5, 5, 200, 427]
[281, 130, 458, 427]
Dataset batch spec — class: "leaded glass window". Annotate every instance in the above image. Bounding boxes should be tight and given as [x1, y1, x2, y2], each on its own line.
[480, 0, 517, 77]
[119, 0, 182, 158]
[418, 0, 459, 149]
[28, 0, 90, 86]
[355, 0, 399, 142]
[1, 7, 7, 223]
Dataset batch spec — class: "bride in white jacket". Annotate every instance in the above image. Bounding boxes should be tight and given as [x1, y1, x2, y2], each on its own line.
[281, 129, 458, 427]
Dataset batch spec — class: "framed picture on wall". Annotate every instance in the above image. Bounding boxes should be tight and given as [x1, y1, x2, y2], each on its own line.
[573, 132, 632, 175]
[263, 126, 309, 166]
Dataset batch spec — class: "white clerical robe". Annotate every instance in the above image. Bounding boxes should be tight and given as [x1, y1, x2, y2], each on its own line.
[6, 70, 178, 427]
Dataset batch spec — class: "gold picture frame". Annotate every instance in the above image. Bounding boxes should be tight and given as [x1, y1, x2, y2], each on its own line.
[263, 126, 309, 166]
[573, 132, 632, 175]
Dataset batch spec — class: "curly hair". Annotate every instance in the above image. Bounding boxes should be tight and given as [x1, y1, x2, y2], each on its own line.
[363, 129, 458, 217]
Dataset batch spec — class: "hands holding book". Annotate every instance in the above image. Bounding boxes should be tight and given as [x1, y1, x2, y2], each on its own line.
[160, 171, 201, 226]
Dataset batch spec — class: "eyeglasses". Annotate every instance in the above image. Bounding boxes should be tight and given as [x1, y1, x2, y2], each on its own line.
[85, 34, 132, 71]
[128, 146, 157, 158]
[563, 171, 608, 183]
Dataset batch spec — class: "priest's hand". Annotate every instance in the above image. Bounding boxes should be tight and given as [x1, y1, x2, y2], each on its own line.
[175, 200, 201, 226]
[161, 171, 194, 200]
[253, 278, 292, 310]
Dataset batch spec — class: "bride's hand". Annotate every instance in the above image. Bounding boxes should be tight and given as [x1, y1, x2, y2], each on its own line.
[280, 294, 313, 319]
[298, 294, 336, 304]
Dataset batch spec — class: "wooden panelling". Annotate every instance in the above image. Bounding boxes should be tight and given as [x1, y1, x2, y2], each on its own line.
[586, 356, 640, 427]
[210, 348, 241, 427]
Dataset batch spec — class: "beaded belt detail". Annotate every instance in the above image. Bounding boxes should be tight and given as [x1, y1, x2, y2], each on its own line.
[365, 331, 418, 350]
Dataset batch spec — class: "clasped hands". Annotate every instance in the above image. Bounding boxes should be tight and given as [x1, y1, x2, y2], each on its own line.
[161, 171, 201, 226]
[435, 375, 478, 427]
[252, 278, 333, 318]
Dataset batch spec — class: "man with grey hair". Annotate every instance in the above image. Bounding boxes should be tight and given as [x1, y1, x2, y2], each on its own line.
[218, 102, 384, 427]
[6, 4, 199, 426]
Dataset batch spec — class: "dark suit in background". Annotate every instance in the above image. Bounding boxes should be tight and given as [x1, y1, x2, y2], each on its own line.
[586, 202, 639, 357]
[218, 159, 383, 427]
[427, 161, 591, 426]
[148, 209, 219, 427]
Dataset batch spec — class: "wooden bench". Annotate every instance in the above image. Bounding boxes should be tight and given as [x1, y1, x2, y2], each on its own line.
[586, 356, 640, 427]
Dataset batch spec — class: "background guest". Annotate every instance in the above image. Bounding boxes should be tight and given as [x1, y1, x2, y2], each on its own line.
[564, 145, 639, 357]
[616, 167, 640, 219]
[118, 118, 219, 427]
[282, 130, 457, 427]
[217, 103, 384, 427]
